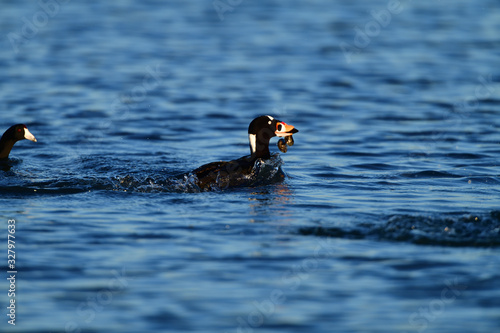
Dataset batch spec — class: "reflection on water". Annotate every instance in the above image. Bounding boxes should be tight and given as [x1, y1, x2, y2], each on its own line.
[248, 184, 295, 223]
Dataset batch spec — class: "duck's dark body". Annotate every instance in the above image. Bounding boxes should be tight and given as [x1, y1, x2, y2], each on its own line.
[191, 155, 257, 190]
[187, 115, 298, 191]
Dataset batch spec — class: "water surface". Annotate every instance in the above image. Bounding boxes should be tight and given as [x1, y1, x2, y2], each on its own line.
[1, 1, 499, 332]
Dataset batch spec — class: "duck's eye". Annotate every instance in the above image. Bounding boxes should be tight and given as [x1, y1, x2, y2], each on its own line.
[277, 123, 284, 132]
[17, 128, 22, 133]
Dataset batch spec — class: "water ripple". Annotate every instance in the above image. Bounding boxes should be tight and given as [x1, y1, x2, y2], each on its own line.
[298, 212, 500, 247]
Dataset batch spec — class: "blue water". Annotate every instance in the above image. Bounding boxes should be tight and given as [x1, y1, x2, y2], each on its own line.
[1, 0, 500, 332]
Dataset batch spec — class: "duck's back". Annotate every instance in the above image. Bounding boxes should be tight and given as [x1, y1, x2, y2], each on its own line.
[192, 156, 256, 190]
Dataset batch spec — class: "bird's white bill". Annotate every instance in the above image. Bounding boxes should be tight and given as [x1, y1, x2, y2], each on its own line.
[24, 128, 37, 142]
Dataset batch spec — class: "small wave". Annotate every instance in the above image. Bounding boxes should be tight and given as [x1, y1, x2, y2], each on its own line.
[0, 177, 115, 196]
[297, 212, 500, 247]
[400, 170, 462, 178]
[0, 159, 22, 172]
[446, 153, 489, 159]
[352, 163, 395, 170]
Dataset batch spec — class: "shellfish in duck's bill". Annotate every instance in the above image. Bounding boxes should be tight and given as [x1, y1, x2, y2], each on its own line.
[188, 115, 298, 190]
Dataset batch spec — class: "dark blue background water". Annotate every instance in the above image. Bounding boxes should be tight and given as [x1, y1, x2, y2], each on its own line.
[1, 1, 499, 332]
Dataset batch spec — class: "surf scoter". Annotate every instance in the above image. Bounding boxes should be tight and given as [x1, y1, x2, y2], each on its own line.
[190, 115, 298, 190]
[0, 124, 37, 159]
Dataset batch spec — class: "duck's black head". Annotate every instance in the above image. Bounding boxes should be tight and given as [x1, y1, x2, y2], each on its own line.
[0, 124, 37, 159]
[6, 124, 37, 142]
[248, 115, 298, 159]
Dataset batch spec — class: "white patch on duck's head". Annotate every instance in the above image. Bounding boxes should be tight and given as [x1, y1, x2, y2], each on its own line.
[249, 133, 257, 154]
[266, 115, 274, 125]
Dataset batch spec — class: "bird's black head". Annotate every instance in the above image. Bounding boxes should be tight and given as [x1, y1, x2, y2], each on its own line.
[0, 124, 37, 159]
[4, 124, 37, 143]
[247, 115, 298, 159]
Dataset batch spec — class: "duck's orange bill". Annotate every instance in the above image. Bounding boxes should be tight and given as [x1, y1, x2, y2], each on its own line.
[275, 122, 299, 137]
